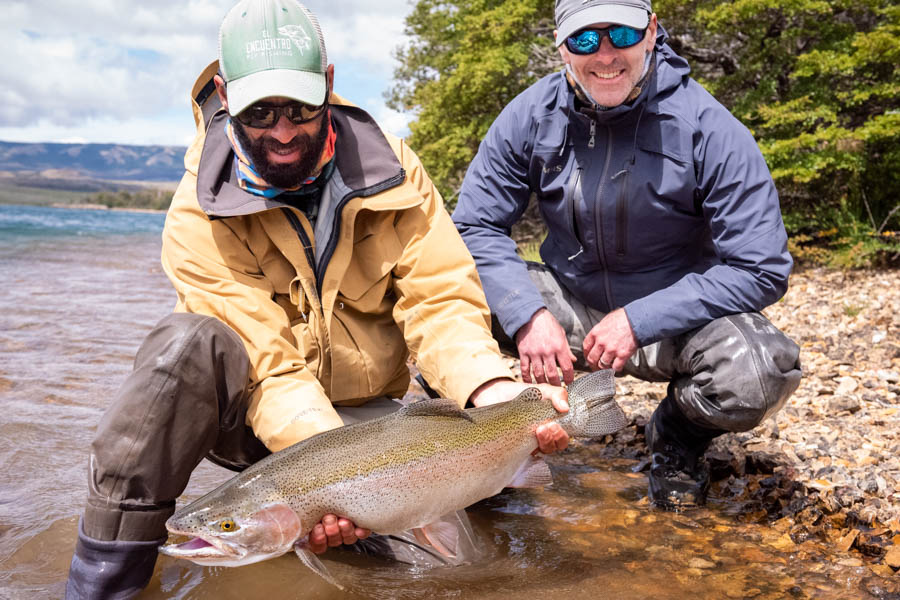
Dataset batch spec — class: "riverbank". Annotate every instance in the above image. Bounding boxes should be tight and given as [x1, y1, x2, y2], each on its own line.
[465, 267, 900, 580]
[49, 202, 166, 214]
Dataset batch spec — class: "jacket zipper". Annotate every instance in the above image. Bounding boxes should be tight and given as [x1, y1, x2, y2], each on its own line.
[567, 166, 585, 261]
[281, 207, 317, 278]
[279, 172, 407, 295]
[613, 167, 629, 256]
[315, 172, 406, 292]
[592, 123, 616, 311]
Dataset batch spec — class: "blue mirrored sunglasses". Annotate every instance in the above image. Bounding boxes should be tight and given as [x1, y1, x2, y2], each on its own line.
[565, 25, 647, 54]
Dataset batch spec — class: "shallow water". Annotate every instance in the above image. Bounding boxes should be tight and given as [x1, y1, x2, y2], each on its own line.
[0, 204, 890, 599]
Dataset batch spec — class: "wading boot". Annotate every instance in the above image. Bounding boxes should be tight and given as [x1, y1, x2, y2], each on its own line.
[644, 396, 722, 511]
[65, 520, 163, 600]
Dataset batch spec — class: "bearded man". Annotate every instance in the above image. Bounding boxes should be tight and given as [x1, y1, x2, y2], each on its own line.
[64, 1, 570, 597]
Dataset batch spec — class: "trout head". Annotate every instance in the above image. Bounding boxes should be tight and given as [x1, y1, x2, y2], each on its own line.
[160, 496, 303, 567]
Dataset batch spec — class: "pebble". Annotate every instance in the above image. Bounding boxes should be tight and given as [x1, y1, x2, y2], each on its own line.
[885, 545, 900, 569]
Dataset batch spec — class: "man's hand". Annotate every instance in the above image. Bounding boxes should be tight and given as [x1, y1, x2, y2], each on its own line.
[514, 308, 577, 386]
[582, 308, 638, 372]
[308, 514, 371, 554]
[469, 378, 570, 454]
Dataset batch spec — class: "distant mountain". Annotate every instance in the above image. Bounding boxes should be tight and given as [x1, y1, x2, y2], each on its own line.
[0, 140, 187, 182]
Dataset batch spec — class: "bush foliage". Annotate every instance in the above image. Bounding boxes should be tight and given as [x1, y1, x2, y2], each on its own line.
[389, 0, 900, 266]
[87, 189, 173, 211]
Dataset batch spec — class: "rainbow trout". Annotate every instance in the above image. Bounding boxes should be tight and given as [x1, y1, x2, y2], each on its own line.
[160, 369, 624, 584]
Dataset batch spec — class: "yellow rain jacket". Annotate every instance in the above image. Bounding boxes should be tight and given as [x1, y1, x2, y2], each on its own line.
[161, 63, 513, 451]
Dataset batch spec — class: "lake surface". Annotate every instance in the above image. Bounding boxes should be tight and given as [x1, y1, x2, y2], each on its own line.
[0, 203, 889, 599]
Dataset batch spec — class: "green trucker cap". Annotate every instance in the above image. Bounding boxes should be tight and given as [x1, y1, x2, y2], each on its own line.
[218, 0, 327, 116]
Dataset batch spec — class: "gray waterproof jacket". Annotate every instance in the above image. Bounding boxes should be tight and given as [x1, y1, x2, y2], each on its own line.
[452, 30, 792, 347]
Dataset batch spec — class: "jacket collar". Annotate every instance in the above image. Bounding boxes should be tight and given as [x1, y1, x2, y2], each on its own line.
[195, 102, 405, 219]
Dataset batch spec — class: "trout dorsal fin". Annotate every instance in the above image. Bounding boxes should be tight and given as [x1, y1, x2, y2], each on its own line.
[511, 387, 543, 404]
[400, 398, 474, 422]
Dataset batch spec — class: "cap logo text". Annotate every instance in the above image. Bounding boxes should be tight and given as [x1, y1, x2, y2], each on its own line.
[245, 29, 293, 59]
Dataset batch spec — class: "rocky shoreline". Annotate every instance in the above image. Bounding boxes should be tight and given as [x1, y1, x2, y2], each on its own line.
[411, 267, 899, 580]
[582, 267, 900, 580]
[405, 268, 899, 581]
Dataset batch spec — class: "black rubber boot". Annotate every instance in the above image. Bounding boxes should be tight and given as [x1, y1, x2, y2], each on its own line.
[65, 520, 164, 600]
[644, 395, 723, 511]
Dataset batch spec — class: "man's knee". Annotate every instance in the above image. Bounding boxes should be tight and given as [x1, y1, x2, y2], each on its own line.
[674, 313, 801, 431]
[84, 313, 255, 540]
[137, 313, 247, 372]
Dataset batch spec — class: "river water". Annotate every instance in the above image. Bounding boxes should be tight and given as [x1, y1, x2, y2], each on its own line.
[0, 203, 890, 599]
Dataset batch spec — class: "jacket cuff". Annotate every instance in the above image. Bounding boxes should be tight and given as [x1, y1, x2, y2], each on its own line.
[497, 294, 547, 340]
[441, 354, 516, 408]
[623, 299, 661, 347]
[247, 377, 344, 452]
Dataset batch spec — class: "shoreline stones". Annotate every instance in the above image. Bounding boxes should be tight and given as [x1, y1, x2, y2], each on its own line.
[406, 266, 899, 580]
[593, 267, 900, 578]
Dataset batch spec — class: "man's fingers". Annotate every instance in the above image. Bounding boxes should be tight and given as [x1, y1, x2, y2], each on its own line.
[583, 344, 598, 368]
[531, 361, 546, 384]
[309, 523, 328, 554]
[544, 358, 561, 386]
[557, 350, 575, 385]
[520, 357, 532, 383]
[355, 527, 371, 540]
[598, 353, 613, 369]
[543, 385, 569, 413]
[337, 518, 358, 544]
[536, 423, 570, 454]
[322, 514, 343, 547]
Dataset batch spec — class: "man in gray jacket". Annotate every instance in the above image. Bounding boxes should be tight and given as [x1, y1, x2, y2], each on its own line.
[452, 0, 802, 510]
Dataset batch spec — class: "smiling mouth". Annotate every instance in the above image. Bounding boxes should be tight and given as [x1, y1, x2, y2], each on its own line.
[593, 69, 625, 80]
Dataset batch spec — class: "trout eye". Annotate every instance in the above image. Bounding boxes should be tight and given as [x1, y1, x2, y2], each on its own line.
[218, 519, 239, 532]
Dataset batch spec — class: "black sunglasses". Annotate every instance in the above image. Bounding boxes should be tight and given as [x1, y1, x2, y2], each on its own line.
[235, 98, 327, 129]
[565, 25, 648, 54]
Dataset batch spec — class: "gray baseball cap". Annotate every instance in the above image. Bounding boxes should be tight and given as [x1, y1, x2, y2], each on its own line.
[555, 0, 652, 46]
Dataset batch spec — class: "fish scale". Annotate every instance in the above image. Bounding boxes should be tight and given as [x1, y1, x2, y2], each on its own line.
[160, 369, 625, 582]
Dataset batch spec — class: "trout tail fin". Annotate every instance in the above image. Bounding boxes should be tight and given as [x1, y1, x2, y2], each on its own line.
[565, 369, 627, 437]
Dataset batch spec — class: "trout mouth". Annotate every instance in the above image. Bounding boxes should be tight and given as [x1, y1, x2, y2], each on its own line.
[159, 530, 242, 562]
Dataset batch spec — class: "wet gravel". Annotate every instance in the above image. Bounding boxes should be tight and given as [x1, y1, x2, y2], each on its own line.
[591, 267, 900, 579]
[407, 267, 899, 582]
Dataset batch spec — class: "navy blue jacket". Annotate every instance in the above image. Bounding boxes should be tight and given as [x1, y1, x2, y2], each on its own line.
[452, 30, 792, 346]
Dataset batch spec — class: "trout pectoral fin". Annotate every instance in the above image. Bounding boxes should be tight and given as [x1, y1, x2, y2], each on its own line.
[412, 517, 461, 559]
[293, 540, 344, 590]
[507, 455, 553, 488]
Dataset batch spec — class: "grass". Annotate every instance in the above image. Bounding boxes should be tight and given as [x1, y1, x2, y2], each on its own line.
[517, 240, 543, 263]
[843, 303, 865, 318]
[0, 182, 93, 205]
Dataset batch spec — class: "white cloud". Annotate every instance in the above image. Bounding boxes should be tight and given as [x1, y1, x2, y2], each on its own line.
[1, 0, 414, 145]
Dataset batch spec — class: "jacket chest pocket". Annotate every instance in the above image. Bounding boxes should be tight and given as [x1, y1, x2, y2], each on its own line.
[338, 219, 402, 310]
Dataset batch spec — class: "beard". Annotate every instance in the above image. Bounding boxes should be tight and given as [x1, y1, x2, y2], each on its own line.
[233, 111, 330, 189]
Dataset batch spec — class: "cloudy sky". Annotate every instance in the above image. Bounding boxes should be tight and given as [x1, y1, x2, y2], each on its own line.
[0, 0, 415, 147]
